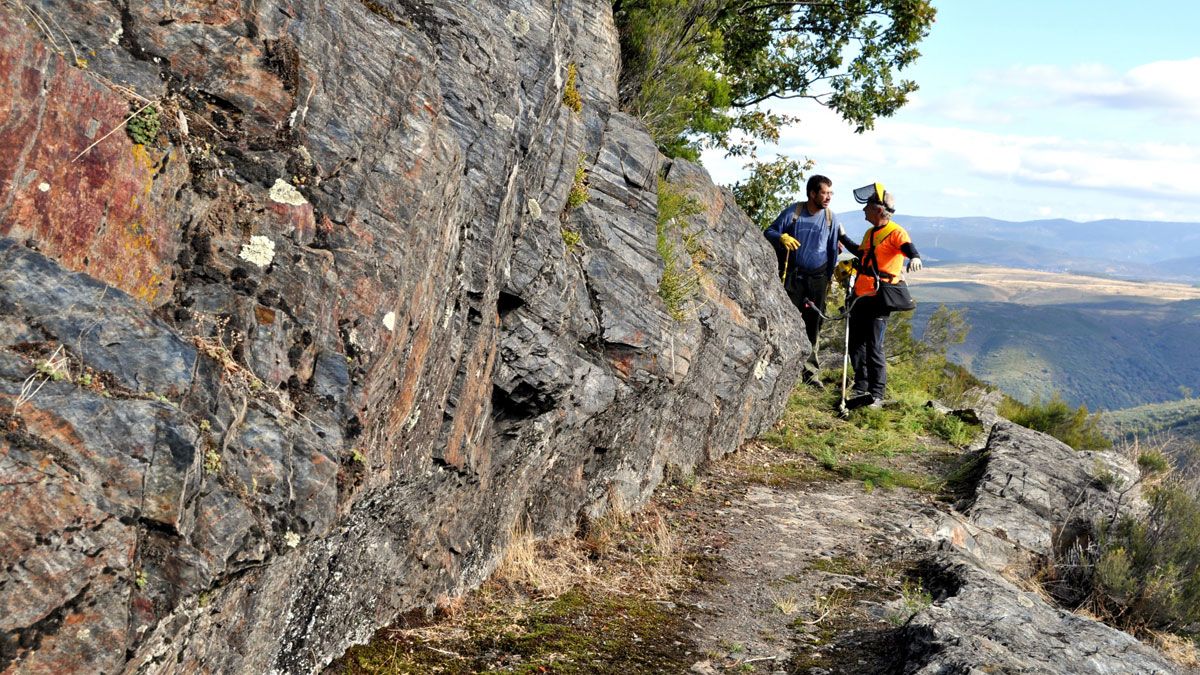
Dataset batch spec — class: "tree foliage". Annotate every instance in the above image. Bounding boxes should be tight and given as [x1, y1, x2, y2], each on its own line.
[613, 0, 937, 159]
[730, 154, 813, 229]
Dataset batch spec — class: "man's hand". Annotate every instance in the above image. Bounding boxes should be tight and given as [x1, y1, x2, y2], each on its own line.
[779, 233, 800, 252]
[908, 257, 923, 273]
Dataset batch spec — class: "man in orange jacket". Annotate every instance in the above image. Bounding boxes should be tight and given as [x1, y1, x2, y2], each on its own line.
[847, 183, 922, 408]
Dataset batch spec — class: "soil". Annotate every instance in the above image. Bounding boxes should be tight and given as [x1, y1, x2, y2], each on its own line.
[660, 437, 963, 674]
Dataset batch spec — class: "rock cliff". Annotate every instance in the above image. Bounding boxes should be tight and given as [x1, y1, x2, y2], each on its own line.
[0, 2, 802, 672]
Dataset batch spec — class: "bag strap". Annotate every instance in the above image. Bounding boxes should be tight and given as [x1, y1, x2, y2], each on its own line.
[863, 222, 899, 285]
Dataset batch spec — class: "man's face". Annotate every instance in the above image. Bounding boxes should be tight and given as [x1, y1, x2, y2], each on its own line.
[863, 204, 889, 226]
[809, 183, 833, 209]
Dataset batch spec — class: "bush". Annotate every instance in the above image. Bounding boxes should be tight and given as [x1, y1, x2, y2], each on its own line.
[999, 393, 1111, 451]
[881, 305, 983, 409]
[1087, 481, 1200, 636]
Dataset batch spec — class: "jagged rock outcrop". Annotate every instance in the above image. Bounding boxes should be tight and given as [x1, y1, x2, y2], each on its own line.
[915, 421, 1180, 673]
[0, 2, 802, 673]
[901, 553, 1179, 675]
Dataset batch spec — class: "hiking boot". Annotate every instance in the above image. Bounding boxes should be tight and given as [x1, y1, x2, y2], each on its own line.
[866, 397, 885, 409]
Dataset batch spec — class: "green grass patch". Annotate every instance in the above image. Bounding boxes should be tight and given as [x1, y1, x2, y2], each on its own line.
[336, 589, 694, 674]
[756, 385, 955, 493]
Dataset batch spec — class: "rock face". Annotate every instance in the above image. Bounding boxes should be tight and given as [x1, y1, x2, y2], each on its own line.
[913, 421, 1180, 674]
[0, 2, 802, 673]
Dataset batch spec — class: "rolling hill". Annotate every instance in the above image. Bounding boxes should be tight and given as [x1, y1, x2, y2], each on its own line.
[908, 266, 1200, 411]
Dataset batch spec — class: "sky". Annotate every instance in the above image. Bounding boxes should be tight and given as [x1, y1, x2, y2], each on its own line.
[700, 1, 1200, 223]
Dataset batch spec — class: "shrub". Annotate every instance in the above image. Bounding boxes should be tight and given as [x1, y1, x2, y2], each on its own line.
[1088, 481, 1200, 636]
[999, 393, 1111, 451]
[731, 154, 814, 231]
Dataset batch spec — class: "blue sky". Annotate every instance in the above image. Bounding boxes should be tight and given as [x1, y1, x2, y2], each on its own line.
[701, 1, 1200, 223]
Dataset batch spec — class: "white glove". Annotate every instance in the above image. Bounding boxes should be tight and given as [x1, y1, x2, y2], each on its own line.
[908, 258, 923, 273]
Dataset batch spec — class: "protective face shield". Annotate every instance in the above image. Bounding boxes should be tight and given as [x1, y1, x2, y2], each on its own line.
[853, 182, 895, 213]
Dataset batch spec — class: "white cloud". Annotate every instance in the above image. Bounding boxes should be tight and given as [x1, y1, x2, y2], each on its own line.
[990, 59, 1200, 118]
[942, 187, 979, 198]
[703, 97, 1200, 221]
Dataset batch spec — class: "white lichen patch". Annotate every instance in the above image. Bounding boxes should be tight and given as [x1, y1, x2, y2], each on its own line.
[382, 311, 396, 331]
[109, 26, 123, 45]
[37, 182, 50, 193]
[406, 408, 421, 432]
[527, 198, 542, 220]
[283, 531, 301, 548]
[238, 235, 276, 267]
[268, 178, 308, 206]
[493, 112, 514, 131]
[504, 11, 531, 37]
[753, 352, 770, 380]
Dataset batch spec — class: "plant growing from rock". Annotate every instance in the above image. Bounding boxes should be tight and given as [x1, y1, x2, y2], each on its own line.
[126, 104, 161, 145]
[655, 177, 706, 321]
[566, 154, 589, 210]
[560, 226, 582, 252]
[13, 344, 69, 412]
[562, 62, 583, 113]
[191, 314, 265, 395]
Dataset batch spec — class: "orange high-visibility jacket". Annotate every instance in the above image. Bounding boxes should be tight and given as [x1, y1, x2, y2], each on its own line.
[853, 221, 912, 297]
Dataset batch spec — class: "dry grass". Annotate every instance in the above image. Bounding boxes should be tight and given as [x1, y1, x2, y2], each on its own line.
[13, 345, 69, 412]
[494, 505, 690, 601]
[1150, 631, 1200, 669]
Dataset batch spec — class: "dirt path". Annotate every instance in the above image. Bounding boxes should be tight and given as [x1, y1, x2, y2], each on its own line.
[664, 437, 965, 674]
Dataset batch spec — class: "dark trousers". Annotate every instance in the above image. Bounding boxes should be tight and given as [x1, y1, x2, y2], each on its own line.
[784, 271, 829, 379]
[848, 295, 890, 398]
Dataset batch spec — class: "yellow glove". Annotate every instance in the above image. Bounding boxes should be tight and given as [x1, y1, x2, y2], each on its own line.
[779, 233, 800, 252]
[908, 258, 923, 273]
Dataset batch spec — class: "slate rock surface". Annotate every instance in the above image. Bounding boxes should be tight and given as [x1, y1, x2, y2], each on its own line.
[0, 1, 804, 672]
[913, 421, 1180, 673]
[901, 553, 1178, 675]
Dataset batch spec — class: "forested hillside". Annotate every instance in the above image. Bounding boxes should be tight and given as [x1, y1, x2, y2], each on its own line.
[911, 271, 1200, 410]
[1102, 398, 1200, 469]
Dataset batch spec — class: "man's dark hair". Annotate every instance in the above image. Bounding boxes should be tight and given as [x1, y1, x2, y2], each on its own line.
[806, 175, 832, 197]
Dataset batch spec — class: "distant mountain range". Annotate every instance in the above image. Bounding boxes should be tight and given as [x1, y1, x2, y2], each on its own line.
[837, 213, 1200, 284]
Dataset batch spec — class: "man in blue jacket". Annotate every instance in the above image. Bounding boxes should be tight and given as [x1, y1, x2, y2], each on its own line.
[764, 175, 854, 385]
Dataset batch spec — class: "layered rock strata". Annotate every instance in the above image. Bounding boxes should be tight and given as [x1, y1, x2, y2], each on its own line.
[0, 2, 802, 672]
